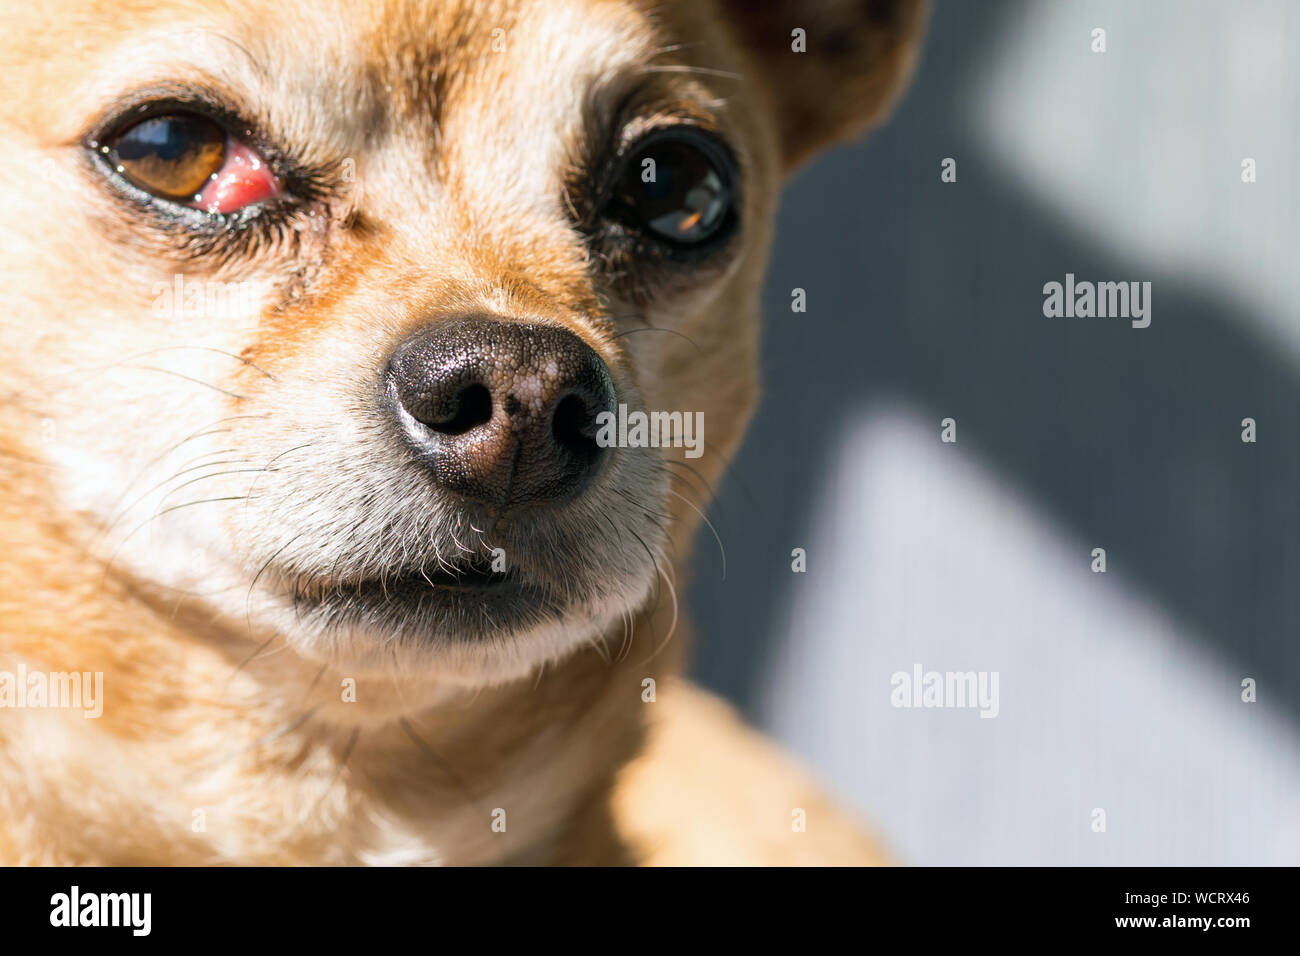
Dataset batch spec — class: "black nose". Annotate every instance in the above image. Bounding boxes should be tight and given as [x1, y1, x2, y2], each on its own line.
[385, 317, 616, 508]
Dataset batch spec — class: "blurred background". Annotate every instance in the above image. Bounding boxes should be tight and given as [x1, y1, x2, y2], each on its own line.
[687, 0, 1300, 865]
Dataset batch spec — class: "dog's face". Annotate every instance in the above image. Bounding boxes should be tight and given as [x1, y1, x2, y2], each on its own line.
[0, 0, 922, 686]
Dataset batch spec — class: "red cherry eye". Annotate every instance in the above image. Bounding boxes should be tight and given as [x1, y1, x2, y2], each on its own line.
[103, 112, 280, 213]
[192, 137, 279, 213]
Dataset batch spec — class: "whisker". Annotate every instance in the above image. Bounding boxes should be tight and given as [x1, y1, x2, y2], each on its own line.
[120, 364, 248, 401]
[164, 29, 270, 81]
[245, 532, 306, 635]
[302, 662, 329, 705]
[636, 64, 744, 81]
[614, 487, 673, 522]
[664, 461, 730, 531]
[101, 495, 253, 585]
[113, 345, 276, 381]
[99, 449, 241, 547]
[627, 526, 663, 613]
[616, 608, 635, 663]
[228, 634, 278, 684]
[151, 495, 253, 520]
[663, 457, 720, 503]
[102, 412, 267, 533]
[667, 488, 726, 580]
[643, 565, 680, 665]
[245, 442, 314, 512]
[665, 465, 708, 507]
[123, 578, 246, 599]
[609, 325, 704, 353]
[385, 645, 416, 712]
[600, 512, 625, 549]
[251, 705, 321, 749]
[154, 465, 262, 511]
[586, 625, 613, 666]
[244, 442, 313, 509]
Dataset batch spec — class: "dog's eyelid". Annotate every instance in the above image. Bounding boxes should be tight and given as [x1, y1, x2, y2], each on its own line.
[585, 114, 737, 214]
[86, 85, 235, 144]
[81, 85, 340, 246]
[81, 85, 313, 194]
[615, 100, 731, 149]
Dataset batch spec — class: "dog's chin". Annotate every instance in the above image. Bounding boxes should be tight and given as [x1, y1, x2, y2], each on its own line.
[261, 554, 655, 687]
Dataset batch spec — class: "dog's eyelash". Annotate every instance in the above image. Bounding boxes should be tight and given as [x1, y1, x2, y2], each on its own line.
[86, 162, 323, 265]
[565, 111, 742, 305]
[84, 89, 337, 258]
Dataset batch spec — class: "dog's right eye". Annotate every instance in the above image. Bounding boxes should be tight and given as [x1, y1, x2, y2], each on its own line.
[97, 112, 281, 214]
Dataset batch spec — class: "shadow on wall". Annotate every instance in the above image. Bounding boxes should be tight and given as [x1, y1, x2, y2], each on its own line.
[687, 0, 1300, 726]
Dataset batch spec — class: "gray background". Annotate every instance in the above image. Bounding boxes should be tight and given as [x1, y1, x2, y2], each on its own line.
[688, 0, 1300, 865]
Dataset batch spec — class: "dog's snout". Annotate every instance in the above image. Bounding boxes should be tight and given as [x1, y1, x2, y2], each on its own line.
[385, 317, 615, 508]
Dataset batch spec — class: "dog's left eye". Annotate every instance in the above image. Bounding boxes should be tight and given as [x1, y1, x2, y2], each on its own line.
[98, 112, 280, 214]
[607, 129, 737, 248]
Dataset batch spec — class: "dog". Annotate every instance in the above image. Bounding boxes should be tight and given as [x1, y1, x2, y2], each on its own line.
[0, 0, 925, 864]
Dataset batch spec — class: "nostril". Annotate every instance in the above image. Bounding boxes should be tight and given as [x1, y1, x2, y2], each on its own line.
[552, 393, 599, 456]
[386, 317, 617, 507]
[424, 382, 493, 435]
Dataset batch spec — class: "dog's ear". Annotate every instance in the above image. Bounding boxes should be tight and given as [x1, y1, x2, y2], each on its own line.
[717, 0, 927, 171]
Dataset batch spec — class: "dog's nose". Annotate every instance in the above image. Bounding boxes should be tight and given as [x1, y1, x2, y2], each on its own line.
[385, 317, 616, 508]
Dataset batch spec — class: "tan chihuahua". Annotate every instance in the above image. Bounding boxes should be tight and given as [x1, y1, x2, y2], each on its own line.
[0, 0, 924, 864]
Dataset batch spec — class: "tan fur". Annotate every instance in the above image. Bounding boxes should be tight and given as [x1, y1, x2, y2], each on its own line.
[0, 0, 924, 864]
[617, 680, 892, 865]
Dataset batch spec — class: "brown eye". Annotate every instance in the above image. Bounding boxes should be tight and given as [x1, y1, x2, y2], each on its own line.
[105, 113, 226, 200]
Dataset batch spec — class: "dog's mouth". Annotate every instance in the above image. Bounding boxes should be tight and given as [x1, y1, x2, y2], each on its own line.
[285, 551, 567, 641]
[384, 553, 510, 591]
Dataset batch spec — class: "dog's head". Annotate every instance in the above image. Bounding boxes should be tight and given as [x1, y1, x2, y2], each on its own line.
[0, 0, 923, 685]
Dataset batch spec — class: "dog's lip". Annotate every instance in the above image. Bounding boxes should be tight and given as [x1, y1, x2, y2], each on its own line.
[302, 559, 517, 599]
[286, 556, 562, 641]
[286, 550, 541, 611]
[387, 563, 514, 592]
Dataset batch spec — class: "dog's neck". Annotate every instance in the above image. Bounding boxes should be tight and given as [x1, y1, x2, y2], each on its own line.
[0, 461, 675, 864]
